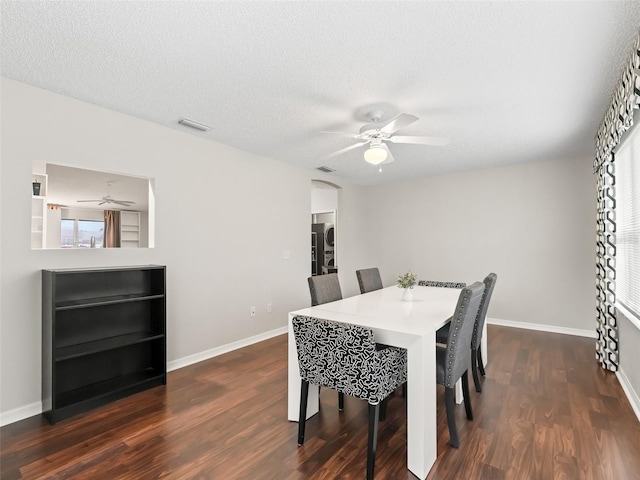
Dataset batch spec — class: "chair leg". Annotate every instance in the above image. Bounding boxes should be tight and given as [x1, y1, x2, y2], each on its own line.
[379, 397, 387, 421]
[444, 387, 459, 448]
[298, 380, 309, 446]
[338, 392, 345, 411]
[477, 347, 486, 377]
[367, 402, 380, 480]
[461, 371, 473, 420]
[471, 348, 482, 393]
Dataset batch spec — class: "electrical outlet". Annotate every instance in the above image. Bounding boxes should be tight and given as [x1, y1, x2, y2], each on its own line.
[267, 303, 272, 314]
[250, 306, 256, 317]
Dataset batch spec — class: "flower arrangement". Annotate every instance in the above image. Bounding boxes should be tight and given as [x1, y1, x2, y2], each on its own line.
[397, 271, 417, 289]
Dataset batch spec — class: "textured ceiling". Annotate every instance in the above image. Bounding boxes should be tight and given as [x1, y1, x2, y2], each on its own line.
[2, 1, 639, 186]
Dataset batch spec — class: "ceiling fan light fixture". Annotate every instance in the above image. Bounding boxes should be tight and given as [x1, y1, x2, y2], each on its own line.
[364, 145, 388, 165]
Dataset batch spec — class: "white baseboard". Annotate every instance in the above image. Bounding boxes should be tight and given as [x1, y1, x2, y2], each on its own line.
[0, 326, 288, 427]
[0, 401, 42, 427]
[487, 318, 597, 338]
[617, 368, 640, 423]
[167, 326, 288, 372]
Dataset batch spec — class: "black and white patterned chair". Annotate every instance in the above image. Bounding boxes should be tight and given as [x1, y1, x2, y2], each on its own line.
[436, 281, 485, 448]
[308, 273, 342, 306]
[307, 273, 346, 409]
[436, 273, 497, 392]
[356, 268, 383, 294]
[292, 315, 408, 480]
[418, 280, 467, 288]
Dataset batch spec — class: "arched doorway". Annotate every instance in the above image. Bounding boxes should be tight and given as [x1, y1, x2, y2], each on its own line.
[311, 180, 341, 276]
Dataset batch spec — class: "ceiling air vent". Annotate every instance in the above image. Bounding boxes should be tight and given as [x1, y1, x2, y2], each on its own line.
[316, 166, 336, 173]
[178, 118, 211, 131]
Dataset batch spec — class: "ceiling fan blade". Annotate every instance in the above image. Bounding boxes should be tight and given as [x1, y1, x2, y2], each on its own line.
[389, 135, 450, 146]
[378, 113, 419, 134]
[323, 141, 368, 159]
[98, 201, 106, 205]
[381, 144, 395, 165]
[113, 200, 136, 206]
[320, 131, 361, 139]
[77, 199, 103, 203]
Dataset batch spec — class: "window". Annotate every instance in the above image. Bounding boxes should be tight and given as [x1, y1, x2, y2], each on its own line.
[615, 121, 640, 321]
[60, 219, 75, 248]
[61, 218, 104, 248]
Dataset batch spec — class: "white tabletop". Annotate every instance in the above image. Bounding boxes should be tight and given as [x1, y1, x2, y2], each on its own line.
[294, 285, 460, 334]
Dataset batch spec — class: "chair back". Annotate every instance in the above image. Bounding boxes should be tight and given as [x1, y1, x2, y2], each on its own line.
[292, 316, 406, 403]
[442, 281, 485, 388]
[308, 273, 342, 306]
[471, 273, 497, 350]
[418, 280, 466, 288]
[356, 268, 383, 294]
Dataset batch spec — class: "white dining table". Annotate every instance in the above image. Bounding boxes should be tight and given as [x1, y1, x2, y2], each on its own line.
[287, 285, 487, 480]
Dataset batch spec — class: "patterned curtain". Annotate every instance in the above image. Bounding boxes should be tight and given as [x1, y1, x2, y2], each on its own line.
[595, 161, 617, 371]
[594, 33, 640, 173]
[593, 31, 639, 371]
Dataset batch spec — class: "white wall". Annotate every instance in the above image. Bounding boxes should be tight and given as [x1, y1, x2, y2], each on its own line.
[311, 182, 338, 214]
[0, 78, 368, 422]
[46, 208, 62, 248]
[0, 77, 602, 424]
[139, 211, 149, 247]
[362, 157, 596, 332]
[618, 310, 640, 420]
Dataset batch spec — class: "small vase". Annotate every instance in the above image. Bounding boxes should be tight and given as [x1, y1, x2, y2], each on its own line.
[402, 288, 413, 302]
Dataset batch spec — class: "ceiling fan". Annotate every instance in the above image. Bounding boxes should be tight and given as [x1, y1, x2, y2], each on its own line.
[77, 181, 136, 207]
[322, 111, 449, 165]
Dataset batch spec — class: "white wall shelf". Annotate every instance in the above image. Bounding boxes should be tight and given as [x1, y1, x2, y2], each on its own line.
[120, 211, 140, 248]
[31, 174, 48, 249]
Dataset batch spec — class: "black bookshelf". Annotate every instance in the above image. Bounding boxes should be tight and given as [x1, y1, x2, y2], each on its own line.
[42, 265, 166, 423]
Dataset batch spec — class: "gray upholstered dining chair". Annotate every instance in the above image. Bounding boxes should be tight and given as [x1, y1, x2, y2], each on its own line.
[356, 268, 384, 294]
[292, 315, 408, 480]
[437, 281, 484, 448]
[308, 273, 342, 306]
[435, 273, 497, 392]
[307, 273, 345, 409]
[355, 267, 406, 416]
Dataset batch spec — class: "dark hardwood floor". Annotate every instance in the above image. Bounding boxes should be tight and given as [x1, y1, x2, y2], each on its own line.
[2, 325, 639, 479]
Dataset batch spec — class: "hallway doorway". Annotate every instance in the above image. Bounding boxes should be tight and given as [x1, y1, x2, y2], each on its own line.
[311, 181, 340, 276]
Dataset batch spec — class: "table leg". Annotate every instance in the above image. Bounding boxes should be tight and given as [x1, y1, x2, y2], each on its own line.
[455, 321, 489, 403]
[455, 379, 463, 404]
[406, 332, 436, 480]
